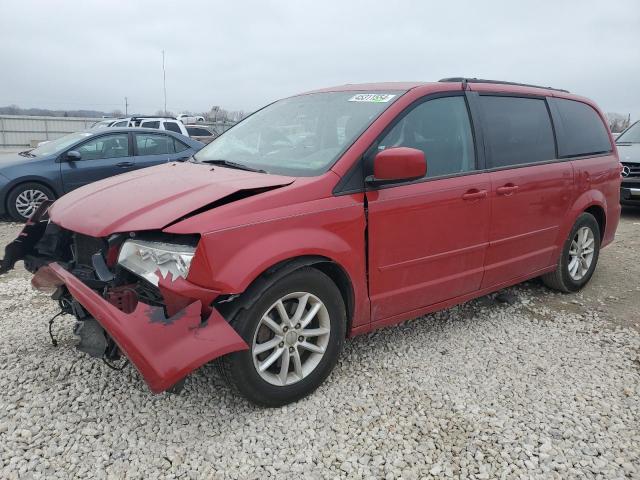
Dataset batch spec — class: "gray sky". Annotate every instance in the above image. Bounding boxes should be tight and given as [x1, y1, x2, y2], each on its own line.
[1, 0, 639, 117]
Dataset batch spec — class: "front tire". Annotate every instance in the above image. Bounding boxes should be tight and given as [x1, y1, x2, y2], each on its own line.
[220, 268, 346, 407]
[542, 212, 601, 292]
[7, 182, 55, 222]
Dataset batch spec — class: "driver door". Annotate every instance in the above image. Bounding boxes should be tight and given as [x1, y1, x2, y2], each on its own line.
[365, 94, 490, 323]
[60, 133, 133, 192]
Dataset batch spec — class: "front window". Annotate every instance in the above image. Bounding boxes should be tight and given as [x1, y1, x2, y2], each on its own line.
[29, 131, 93, 157]
[195, 91, 403, 176]
[617, 122, 640, 144]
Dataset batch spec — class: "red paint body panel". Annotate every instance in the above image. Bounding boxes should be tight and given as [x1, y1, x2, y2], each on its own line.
[366, 173, 491, 321]
[482, 162, 574, 287]
[37, 263, 248, 393]
[48, 162, 294, 236]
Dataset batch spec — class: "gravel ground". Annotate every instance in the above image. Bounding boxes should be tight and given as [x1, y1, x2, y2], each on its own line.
[0, 212, 639, 479]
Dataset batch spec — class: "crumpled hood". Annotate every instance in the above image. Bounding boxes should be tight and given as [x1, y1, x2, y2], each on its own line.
[49, 162, 294, 237]
[617, 143, 640, 164]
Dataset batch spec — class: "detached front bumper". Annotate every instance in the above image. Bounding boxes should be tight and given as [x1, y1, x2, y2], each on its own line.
[35, 263, 249, 393]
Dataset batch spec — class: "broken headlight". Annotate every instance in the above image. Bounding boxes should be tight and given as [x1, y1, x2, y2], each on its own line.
[117, 239, 195, 286]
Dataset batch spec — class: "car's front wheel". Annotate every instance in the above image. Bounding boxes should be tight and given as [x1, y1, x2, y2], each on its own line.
[220, 268, 346, 407]
[7, 182, 55, 222]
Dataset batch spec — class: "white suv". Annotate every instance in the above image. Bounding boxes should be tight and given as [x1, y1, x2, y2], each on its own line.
[138, 118, 189, 136]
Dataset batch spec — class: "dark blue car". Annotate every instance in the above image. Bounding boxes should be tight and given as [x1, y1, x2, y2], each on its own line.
[0, 128, 204, 221]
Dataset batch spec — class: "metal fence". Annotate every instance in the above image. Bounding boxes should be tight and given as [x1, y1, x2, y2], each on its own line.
[0, 115, 236, 148]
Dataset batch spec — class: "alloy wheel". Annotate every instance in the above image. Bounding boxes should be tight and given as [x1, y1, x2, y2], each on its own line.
[568, 226, 595, 281]
[15, 189, 49, 219]
[252, 292, 331, 386]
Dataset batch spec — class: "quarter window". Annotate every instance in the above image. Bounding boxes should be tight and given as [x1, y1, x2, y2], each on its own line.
[480, 96, 555, 168]
[553, 98, 612, 157]
[378, 96, 475, 177]
[76, 134, 129, 160]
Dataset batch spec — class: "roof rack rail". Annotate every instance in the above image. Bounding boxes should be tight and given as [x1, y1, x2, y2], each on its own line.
[129, 115, 177, 120]
[438, 77, 569, 93]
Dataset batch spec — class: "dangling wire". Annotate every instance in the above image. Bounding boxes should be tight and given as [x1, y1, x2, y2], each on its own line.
[102, 357, 129, 371]
[47, 311, 63, 347]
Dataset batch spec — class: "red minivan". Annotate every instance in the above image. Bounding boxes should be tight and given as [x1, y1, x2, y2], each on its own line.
[3, 78, 620, 406]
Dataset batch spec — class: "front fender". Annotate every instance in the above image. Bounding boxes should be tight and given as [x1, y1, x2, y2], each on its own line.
[185, 204, 369, 328]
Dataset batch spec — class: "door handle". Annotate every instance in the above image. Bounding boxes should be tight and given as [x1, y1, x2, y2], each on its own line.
[496, 184, 519, 196]
[462, 189, 488, 201]
[116, 161, 134, 168]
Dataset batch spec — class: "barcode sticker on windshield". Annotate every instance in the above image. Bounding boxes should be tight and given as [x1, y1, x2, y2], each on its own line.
[348, 94, 396, 103]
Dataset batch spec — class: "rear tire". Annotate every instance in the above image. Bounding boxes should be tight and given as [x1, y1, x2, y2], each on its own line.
[7, 182, 55, 222]
[542, 212, 600, 293]
[220, 268, 346, 407]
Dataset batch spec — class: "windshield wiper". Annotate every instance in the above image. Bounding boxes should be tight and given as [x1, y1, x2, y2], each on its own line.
[199, 159, 266, 173]
[18, 150, 35, 158]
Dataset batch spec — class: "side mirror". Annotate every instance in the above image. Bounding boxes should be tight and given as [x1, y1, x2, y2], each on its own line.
[65, 150, 81, 161]
[366, 147, 426, 186]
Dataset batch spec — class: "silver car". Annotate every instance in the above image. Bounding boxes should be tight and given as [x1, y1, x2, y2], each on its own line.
[617, 121, 640, 205]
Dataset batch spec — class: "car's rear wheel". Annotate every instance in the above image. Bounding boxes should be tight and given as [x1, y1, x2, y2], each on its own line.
[542, 212, 601, 292]
[7, 182, 55, 222]
[220, 268, 346, 407]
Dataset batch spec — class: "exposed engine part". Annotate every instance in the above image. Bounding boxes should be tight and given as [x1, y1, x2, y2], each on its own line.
[73, 318, 108, 358]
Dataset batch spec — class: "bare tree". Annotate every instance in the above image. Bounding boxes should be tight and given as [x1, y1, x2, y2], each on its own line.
[606, 112, 631, 133]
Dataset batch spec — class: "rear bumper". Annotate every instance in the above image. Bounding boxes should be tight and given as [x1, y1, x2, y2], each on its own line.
[35, 263, 248, 393]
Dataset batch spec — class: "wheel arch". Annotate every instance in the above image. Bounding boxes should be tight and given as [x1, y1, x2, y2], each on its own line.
[583, 204, 606, 241]
[5, 177, 59, 213]
[215, 255, 356, 336]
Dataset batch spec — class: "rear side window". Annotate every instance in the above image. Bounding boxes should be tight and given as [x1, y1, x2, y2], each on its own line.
[141, 121, 160, 129]
[113, 121, 128, 127]
[480, 96, 555, 168]
[378, 96, 475, 178]
[136, 134, 176, 155]
[164, 122, 182, 133]
[553, 98, 611, 157]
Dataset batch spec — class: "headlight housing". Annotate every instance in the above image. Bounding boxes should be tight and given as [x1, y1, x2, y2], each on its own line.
[117, 239, 196, 286]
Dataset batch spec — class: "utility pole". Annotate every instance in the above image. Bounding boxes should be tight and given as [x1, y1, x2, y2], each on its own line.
[162, 50, 167, 115]
[124, 96, 129, 116]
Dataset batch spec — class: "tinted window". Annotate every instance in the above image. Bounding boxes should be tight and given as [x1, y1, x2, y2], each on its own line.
[164, 122, 182, 133]
[141, 121, 160, 129]
[187, 127, 211, 136]
[553, 99, 612, 156]
[136, 134, 176, 155]
[378, 96, 475, 177]
[480, 96, 555, 168]
[76, 134, 129, 160]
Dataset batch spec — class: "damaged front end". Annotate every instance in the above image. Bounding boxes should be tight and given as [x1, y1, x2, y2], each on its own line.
[1, 203, 248, 393]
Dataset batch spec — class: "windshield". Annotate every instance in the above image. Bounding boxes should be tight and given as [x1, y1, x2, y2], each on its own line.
[29, 131, 93, 157]
[617, 121, 640, 144]
[194, 91, 403, 176]
[92, 120, 113, 129]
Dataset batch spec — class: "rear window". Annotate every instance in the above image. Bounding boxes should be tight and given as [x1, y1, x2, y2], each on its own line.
[479, 96, 556, 168]
[187, 127, 212, 136]
[553, 98, 611, 157]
